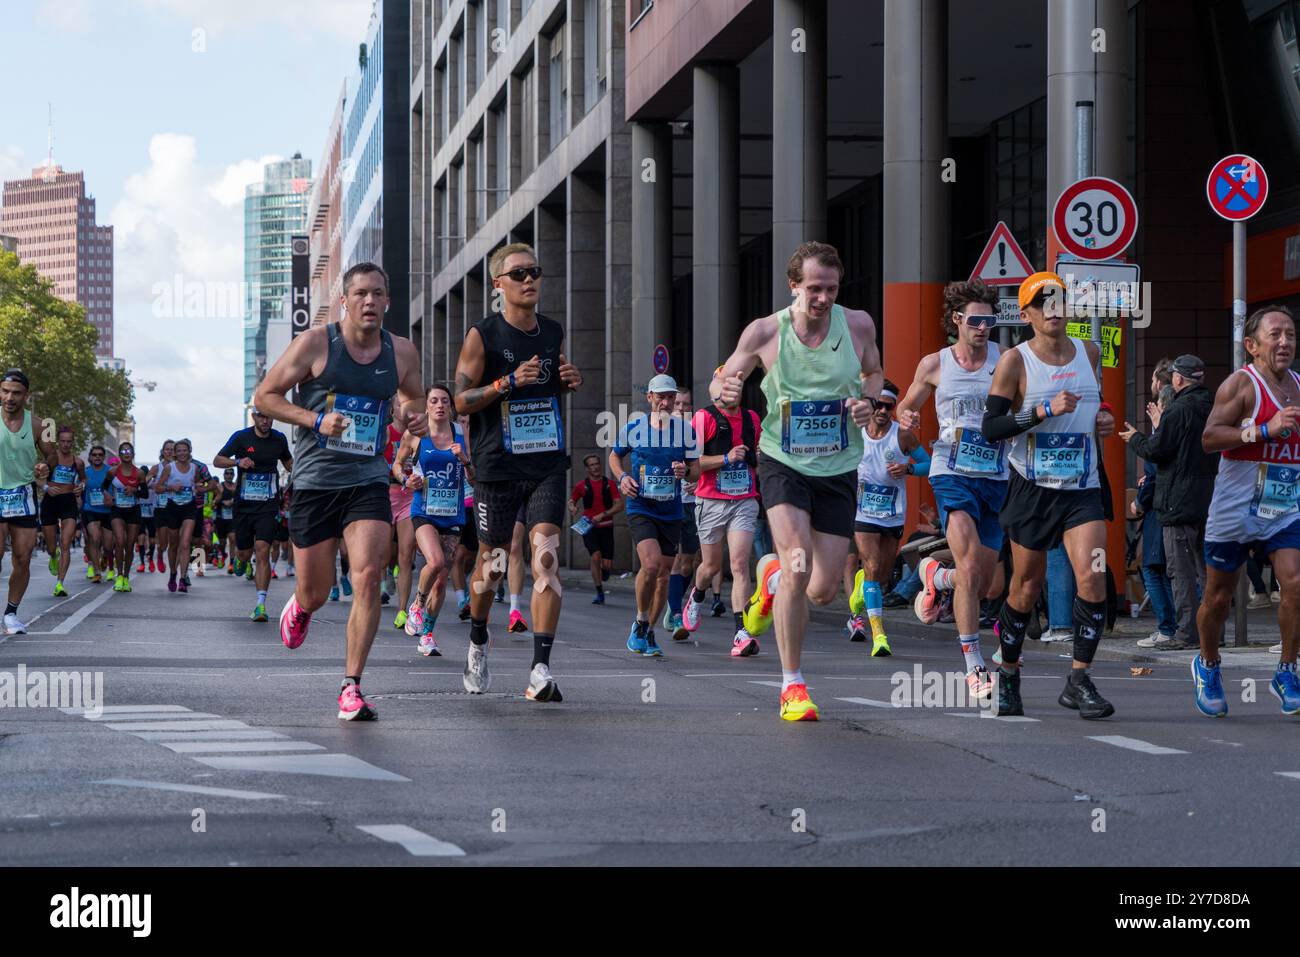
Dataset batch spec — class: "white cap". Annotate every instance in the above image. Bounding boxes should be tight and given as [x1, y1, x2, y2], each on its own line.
[647, 374, 679, 393]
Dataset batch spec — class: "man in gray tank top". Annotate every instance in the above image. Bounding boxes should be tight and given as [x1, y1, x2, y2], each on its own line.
[254, 262, 428, 722]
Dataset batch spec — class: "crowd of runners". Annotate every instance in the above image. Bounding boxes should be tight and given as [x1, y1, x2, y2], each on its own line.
[3, 241, 1297, 726]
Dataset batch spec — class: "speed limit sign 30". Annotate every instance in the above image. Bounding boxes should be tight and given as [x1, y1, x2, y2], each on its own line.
[1053, 176, 1139, 262]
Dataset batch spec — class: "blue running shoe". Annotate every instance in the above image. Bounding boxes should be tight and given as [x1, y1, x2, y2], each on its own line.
[1269, 664, 1300, 715]
[340, 574, 353, 598]
[626, 621, 647, 655]
[591, 592, 605, 605]
[1190, 655, 1228, 718]
[329, 585, 340, 602]
[644, 631, 664, 657]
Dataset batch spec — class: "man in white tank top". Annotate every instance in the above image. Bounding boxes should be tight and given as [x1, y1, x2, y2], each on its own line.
[1190, 306, 1300, 718]
[896, 280, 1006, 700]
[980, 273, 1116, 719]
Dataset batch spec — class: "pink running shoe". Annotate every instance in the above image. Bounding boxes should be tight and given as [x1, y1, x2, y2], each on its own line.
[913, 557, 942, 625]
[682, 591, 703, 632]
[404, 599, 425, 637]
[508, 609, 528, 634]
[337, 683, 377, 721]
[730, 629, 759, 657]
[280, 594, 311, 649]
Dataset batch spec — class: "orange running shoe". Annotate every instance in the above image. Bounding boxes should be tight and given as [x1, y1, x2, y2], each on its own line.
[779, 682, 819, 721]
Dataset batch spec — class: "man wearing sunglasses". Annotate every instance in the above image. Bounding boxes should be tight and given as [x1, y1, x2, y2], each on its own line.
[896, 279, 1006, 701]
[454, 243, 583, 703]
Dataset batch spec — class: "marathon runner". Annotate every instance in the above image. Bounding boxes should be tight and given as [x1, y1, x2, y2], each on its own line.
[504, 508, 529, 634]
[385, 422, 417, 631]
[682, 372, 764, 656]
[453, 243, 582, 701]
[568, 453, 622, 604]
[214, 408, 293, 621]
[452, 411, 477, 620]
[895, 279, 1006, 697]
[394, 383, 472, 656]
[148, 439, 175, 575]
[105, 442, 145, 592]
[0, 369, 55, 634]
[663, 386, 702, 640]
[138, 478, 158, 572]
[720, 241, 883, 721]
[254, 261, 427, 721]
[981, 272, 1117, 719]
[611, 374, 701, 657]
[214, 468, 236, 571]
[156, 439, 216, 593]
[82, 444, 114, 584]
[40, 425, 84, 597]
[846, 379, 929, 658]
[1191, 305, 1300, 717]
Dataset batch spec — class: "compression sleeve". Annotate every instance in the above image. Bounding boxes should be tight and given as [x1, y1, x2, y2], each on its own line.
[982, 394, 1041, 441]
[907, 444, 931, 477]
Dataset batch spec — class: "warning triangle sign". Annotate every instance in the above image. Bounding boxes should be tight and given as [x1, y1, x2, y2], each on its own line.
[969, 221, 1035, 286]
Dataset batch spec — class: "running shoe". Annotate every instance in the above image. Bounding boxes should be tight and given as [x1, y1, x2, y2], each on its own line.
[463, 641, 491, 693]
[966, 666, 994, 700]
[279, 594, 311, 649]
[120, 577, 132, 593]
[1270, 666, 1300, 715]
[86, 565, 96, 580]
[711, 595, 726, 617]
[495, 584, 505, 603]
[270, 569, 278, 580]
[995, 667, 1023, 716]
[136, 562, 144, 572]
[149, 559, 157, 573]
[394, 609, 408, 632]
[167, 573, 176, 593]
[848, 614, 867, 642]
[418, 633, 441, 657]
[525, 663, 562, 702]
[682, 592, 703, 632]
[337, 684, 377, 721]
[157, 555, 165, 573]
[871, 633, 892, 657]
[226, 562, 234, 575]
[48, 552, 58, 575]
[1058, 669, 1115, 719]
[329, 585, 340, 602]
[245, 565, 254, 582]
[380, 591, 390, 605]
[112, 576, 124, 593]
[339, 574, 353, 597]
[661, 604, 675, 632]
[849, 569, 866, 617]
[91, 573, 103, 584]
[250, 603, 268, 623]
[644, 632, 664, 657]
[52, 582, 68, 598]
[457, 595, 472, 620]
[913, 557, 943, 624]
[178, 577, 190, 594]
[591, 592, 605, 605]
[1190, 655, 1227, 717]
[730, 628, 759, 657]
[508, 610, 528, 634]
[742, 554, 780, 637]
[3, 613, 28, 636]
[1270, 642, 1283, 654]
[626, 621, 648, 655]
[779, 683, 819, 721]
[287, 565, 296, 578]
[404, 601, 424, 637]
[671, 614, 689, 642]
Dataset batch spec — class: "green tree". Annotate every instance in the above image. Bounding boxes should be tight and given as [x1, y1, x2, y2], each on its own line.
[0, 250, 133, 445]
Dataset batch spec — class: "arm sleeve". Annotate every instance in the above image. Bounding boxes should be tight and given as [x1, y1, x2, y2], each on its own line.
[908, 443, 932, 477]
[981, 394, 1040, 441]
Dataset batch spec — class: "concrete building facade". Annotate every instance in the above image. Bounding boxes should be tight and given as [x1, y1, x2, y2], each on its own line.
[308, 85, 347, 327]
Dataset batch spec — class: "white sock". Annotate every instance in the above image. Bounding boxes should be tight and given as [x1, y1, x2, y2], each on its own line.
[767, 569, 782, 593]
[781, 669, 804, 690]
[934, 567, 957, 591]
[960, 635, 985, 671]
[510, 594, 520, 614]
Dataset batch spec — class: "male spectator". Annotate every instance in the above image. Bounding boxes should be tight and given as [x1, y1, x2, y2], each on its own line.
[1133, 385, 1179, 648]
[1120, 355, 1217, 650]
[569, 453, 623, 604]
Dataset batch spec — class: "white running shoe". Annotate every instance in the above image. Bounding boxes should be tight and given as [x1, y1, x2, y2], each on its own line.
[525, 663, 563, 702]
[463, 641, 491, 693]
[1040, 627, 1073, 643]
[287, 564, 296, 578]
[3, 613, 27, 636]
[1270, 641, 1283, 654]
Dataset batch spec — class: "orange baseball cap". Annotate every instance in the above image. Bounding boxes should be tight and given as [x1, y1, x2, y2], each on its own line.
[1018, 271, 1064, 309]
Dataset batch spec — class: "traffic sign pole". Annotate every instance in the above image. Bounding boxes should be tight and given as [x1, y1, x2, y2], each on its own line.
[1232, 219, 1248, 647]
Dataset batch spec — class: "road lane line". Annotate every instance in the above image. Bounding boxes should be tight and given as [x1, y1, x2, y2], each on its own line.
[192, 754, 409, 781]
[61, 704, 193, 715]
[127, 729, 289, 741]
[160, 741, 326, 754]
[104, 719, 251, 732]
[749, 680, 786, 688]
[94, 778, 285, 800]
[356, 824, 465, 857]
[1087, 735, 1188, 755]
[835, 697, 899, 709]
[82, 711, 218, 722]
[50, 587, 116, 635]
[944, 712, 1040, 722]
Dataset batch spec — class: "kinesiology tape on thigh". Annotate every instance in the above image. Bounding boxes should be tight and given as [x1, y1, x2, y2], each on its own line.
[531, 530, 563, 596]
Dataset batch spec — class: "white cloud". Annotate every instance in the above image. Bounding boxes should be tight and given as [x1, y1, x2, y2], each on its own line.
[34, 0, 94, 32]
[131, 0, 374, 41]
[0, 145, 29, 184]
[209, 154, 282, 208]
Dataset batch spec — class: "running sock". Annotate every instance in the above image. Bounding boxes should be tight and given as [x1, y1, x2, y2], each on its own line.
[669, 575, 689, 614]
[533, 632, 554, 668]
[1071, 597, 1107, 665]
[415, 590, 427, 606]
[766, 569, 782, 593]
[960, 634, 985, 671]
[340, 676, 361, 691]
[509, 594, 520, 614]
[596, 585, 604, 597]
[5, 602, 17, 616]
[863, 580, 885, 638]
[1279, 660, 1297, 672]
[734, 611, 744, 632]
[454, 588, 465, 605]
[635, 619, 649, 638]
[689, 584, 707, 605]
[933, 567, 957, 591]
[712, 589, 722, 604]
[781, 669, 804, 691]
[256, 590, 267, 606]
[469, 618, 489, 646]
[996, 602, 1031, 666]
[339, 556, 350, 576]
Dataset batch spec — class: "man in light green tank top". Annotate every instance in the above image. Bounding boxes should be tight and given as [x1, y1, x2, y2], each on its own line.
[0, 370, 56, 635]
[717, 242, 883, 722]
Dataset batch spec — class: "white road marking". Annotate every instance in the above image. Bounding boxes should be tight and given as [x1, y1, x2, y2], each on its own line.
[836, 697, 899, 709]
[1088, 735, 1189, 755]
[49, 587, 116, 634]
[160, 741, 326, 754]
[95, 778, 285, 800]
[749, 680, 786, 688]
[82, 711, 218, 722]
[0, 588, 94, 645]
[356, 824, 465, 857]
[62, 704, 193, 715]
[685, 673, 780, 678]
[944, 712, 1040, 722]
[193, 754, 409, 782]
[128, 729, 289, 741]
[121, 672, 227, 678]
[104, 719, 251, 732]
[1275, 772, 1300, 781]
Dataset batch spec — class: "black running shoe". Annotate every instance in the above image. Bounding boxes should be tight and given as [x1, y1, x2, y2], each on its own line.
[995, 667, 1024, 716]
[1059, 669, 1115, 719]
[710, 595, 725, 617]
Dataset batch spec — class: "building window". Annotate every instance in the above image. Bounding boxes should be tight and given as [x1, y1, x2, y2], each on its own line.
[474, 1, 487, 86]
[521, 66, 536, 176]
[474, 135, 488, 227]
[494, 106, 509, 200]
[584, 0, 606, 110]
[992, 97, 1047, 274]
[548, 26, 567, 148]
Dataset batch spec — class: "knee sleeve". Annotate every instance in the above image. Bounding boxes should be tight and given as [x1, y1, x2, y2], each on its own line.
[1072, 597, 1107, 664]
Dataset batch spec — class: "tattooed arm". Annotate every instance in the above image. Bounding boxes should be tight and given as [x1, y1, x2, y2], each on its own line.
[453, 327, 509, 415]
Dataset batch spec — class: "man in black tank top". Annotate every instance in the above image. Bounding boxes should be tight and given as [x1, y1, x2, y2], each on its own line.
[453, 243, 583, 703]
[254, 262, 428, 723]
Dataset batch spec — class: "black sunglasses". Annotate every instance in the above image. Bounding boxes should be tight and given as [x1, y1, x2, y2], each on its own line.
[502, 266, 543, 282]
[958, 312, 996, 328]
[875, 401, 896, 411]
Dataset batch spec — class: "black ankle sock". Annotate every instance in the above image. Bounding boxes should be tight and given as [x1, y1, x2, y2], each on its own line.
[340, 556, 350, 576]
[533, 632, 554, 668]
[469, 618, 489, 645]
[691, 587, 707, 603]
[636, 619, 649, 638]
[1072, 597, 1107, 665]
[734, 611, 743, 631]
[997, 602, 1031, 666]
[596, 585, 604, 595]
[5, 602, 17, 616]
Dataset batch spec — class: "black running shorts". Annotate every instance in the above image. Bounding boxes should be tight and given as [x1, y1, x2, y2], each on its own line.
[473, 473, 567, 548]
[290, 483, 391, 548]
[234, 503, 279, 550]
[756, 455, 856, 537]
[629, 513, 681, 557]
[999, 470, 1106, 552]
[40, 492, 79, 527]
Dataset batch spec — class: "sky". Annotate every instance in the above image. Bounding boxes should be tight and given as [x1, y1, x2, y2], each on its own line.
[0, 0, 374, 462]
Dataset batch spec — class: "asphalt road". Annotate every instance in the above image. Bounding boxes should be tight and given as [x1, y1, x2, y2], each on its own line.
[3, 557, 1298, 866]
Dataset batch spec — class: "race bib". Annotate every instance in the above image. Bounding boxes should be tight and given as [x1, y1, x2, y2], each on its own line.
[320, 393, 385, 456]
[141, 503, 155, 518]
[115, 490, 137, 507]
[571, 515, 594, 536]
[423, 462, 463, 518]
[1027, 433, 1090, 487]
[1251, 464, 1300, 521]
[52, 464, 77, 485]
[172, 488, 194, 506]
[220, 506, 233, 520]
[949, 428, 1005, 476]
[717, 461, 752, 496]
[502, 397, 563, 454]
[86, 488, 106, 508]
[242, 472, 276, 502]
[781, 399, 848, 456]
[0, 486, 33, 519]
[639, 465, 677, 502]
[857, 482, 899, 520]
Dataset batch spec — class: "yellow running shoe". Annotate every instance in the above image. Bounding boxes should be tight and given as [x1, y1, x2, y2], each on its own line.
[779, 682, 819, 721]
[849, 568, 865, 616]
[871, 632, 892, 657]
[86, 565, 96, 580]
[53, 582, 68, 597]
[742, 553, 781, 636]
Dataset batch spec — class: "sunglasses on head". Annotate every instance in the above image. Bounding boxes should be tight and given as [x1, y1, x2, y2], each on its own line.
[958, 312, 996, 328]
[502, 266, 542, 282]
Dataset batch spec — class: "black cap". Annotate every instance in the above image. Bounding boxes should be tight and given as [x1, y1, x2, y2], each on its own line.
[2, 369, 29, 389]
[1172, 355, 1205, 380]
